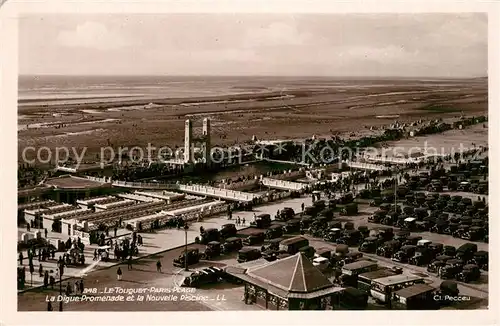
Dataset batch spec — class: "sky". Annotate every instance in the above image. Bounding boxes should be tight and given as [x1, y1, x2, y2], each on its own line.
[19, 13, 488, 77]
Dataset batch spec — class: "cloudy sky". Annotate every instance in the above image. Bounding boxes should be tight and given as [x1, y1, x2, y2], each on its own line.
[19, 13, 487, 77]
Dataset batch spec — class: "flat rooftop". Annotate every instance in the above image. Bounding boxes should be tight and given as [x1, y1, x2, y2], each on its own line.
[44, 176, 107, 190]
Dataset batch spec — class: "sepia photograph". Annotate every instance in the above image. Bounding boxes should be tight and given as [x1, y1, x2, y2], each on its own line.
[3, 3, 495, 321]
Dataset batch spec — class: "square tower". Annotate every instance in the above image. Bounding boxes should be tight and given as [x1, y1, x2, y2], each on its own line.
[184, 119, 193, 163]
[203, 118, 211, 165]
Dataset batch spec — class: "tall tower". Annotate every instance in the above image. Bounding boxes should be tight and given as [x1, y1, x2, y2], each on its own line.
[203, 118, 211, 165]
[184, 119, 193, 163]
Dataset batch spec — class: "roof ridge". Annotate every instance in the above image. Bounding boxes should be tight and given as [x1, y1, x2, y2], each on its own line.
[289, 254, 301, 291]
[299, 253, 308, 292]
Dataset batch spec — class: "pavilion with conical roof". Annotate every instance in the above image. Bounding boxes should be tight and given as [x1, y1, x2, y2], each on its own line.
[225, 252, 343, 310]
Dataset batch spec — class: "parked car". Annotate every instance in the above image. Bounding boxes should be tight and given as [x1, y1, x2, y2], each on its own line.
[222, 237, 243, 254]
[250, 214, 271, 229]
[237, 247, 262, 263]
[439, 259, 465, 279]
[220, 224, 237, 239]
[427, 255, 452, 274]
[392, 245, 417, 263]
[456, 264, 481, 283]
[243, 231, 265, 246]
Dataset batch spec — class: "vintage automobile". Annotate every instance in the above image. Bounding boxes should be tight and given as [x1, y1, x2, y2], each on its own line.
[402, 235, 423, 246]
[340, 203, 359, 216]
[428, 243, 444, 257]
[181, 267, 224, 288]
[463, 226, 485, 241]
[338, 251, 365, 267]
[369, 210, 386, 223]
[304, 206, 318, 217]
[409, 247, 433, 266]
[300, 216, 314, 229]
[315, 247, 332, 260]
[359, 237, 379, 253]
[283, 219, 301, 234]
[456, 264, 481, 283]
[357, 225, 370, 239]
[199, 228, 221, 245]
[202, 241, 222, 259]
[470, 250, 488, 270]
[243, 231, 266, 246]
[337, 230, 362, 246]
[404, 195, 414, 205]
[415, 220, 432, 232]
[324, 228, 343, 243]
[222, 237, 243, 254]
[414, 208, 429, 219]
[279, 236, 309, 255]
[237, 247, 262, 263]
[456, 243, 478, 262]
[265, 225, 284, 239]
[452, 224, 469, 239]
[403, 217, 417, 231]
[173, 248, 201, 267]
[250, 214, 272, 229]
[376, 240, 401, 258]
[376, 227, 394, 242]
[392, 245, 417, 263]
[379, 203, 392, 212]
[220, 224, 237, 239]
[442, 245, 457, 257]
[430, 219, 448, 234]
[393, 230, 410, 242]
[427, 255, 452, 274]
[439, 259, 465, 279]
[335, 244, 350, 257]
[277, 207, 296, 221]
[443, 222, 459, 236]
[319, 208, 335, 220]
[435, 281, 460, 306]
[369, 197, 383, 207]
[382, 211, 399, 226]
[262, 237, 283, 252]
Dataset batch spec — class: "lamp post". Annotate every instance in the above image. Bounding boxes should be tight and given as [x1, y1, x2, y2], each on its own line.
[183, 218, 189, 272]
[58, 260, 64, 311]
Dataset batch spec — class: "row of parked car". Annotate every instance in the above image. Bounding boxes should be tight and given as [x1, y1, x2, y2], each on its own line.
[355, 228, 487, 283]
[368, 192, 488, 243]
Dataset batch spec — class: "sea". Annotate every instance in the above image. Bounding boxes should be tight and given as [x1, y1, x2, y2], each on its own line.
[18, 75, 482, 106]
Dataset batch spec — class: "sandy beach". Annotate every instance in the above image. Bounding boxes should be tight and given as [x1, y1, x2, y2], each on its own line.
[18, 78, 487, 162]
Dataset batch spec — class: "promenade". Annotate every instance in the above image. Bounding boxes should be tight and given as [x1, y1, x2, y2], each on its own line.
[17, 195, 312, 291]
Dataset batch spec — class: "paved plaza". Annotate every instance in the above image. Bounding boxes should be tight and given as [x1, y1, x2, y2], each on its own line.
[18, 195, 313, 291]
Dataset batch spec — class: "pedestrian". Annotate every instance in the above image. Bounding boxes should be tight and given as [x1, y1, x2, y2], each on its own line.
[301, 202, 305, 212]
[38, 249, 41, 262]
[39, 264, 43, 277]
[117, 267, 122, 281]
[19, 252, 23, 265]
[47, 302, 53, 311]
[74, 281, 79, 295]
[93, 249, 98, 261]
[156, 260, 162, 273]
[114, 227, 117, 237]
[43, 271, 49, 288]
[242, 218, 246, 226]
[44, 228, 48, 238]
[127, 256, 133, 270]
[79, 279, 84, 294]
